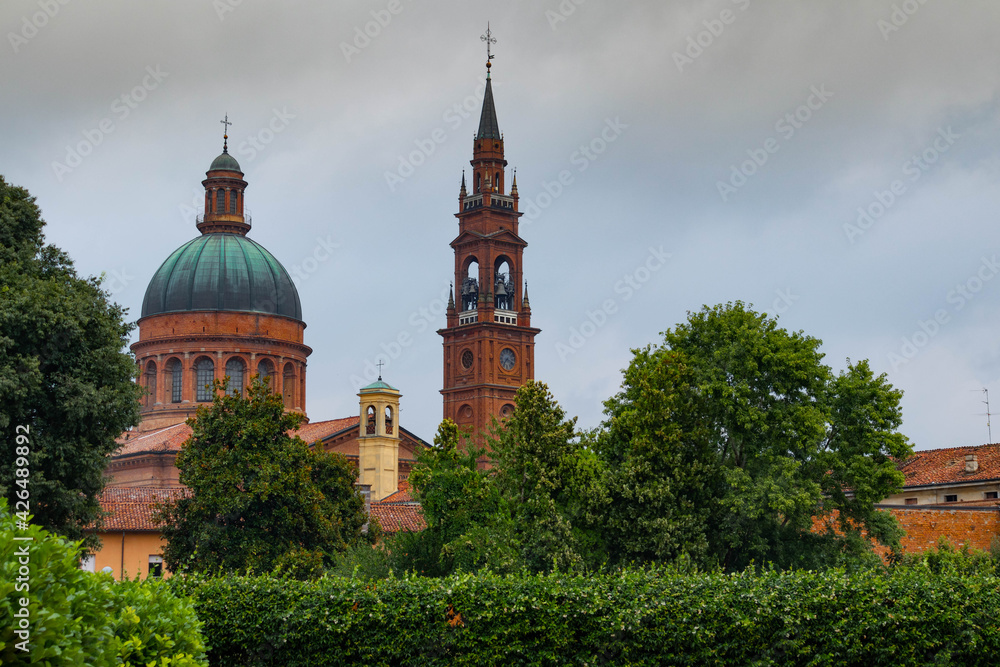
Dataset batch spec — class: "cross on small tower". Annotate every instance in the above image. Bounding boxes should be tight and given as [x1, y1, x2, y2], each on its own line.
[481, 23, 496, 67]
[220, 113, 232, 152]
[376, 359, 385, 381]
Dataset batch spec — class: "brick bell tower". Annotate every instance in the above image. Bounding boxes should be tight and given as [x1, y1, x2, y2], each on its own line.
[439, 32, 540, 445]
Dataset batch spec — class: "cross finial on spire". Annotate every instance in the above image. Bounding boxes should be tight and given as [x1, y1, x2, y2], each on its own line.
[376, 359, 384, 381]
[481, 22, 496, 76]
[220, 113, 232, 152]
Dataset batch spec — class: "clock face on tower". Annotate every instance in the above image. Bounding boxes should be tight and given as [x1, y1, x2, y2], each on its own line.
[499, 347, 516, 371]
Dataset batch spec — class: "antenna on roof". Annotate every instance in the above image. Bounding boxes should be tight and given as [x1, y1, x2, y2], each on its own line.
[984, 389, 993, 443]
[974, 388, 993, 443]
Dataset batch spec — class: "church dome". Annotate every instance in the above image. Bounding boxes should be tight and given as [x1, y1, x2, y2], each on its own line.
[140, 233, 302, 321]
[209, 151, 242, 173]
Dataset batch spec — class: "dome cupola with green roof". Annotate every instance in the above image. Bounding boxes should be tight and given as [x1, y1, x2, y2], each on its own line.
[130, 118, 311, 432]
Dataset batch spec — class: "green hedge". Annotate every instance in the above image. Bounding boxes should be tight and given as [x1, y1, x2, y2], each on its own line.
[0, 501, 206, 666]
[170, 568, 1000, 666]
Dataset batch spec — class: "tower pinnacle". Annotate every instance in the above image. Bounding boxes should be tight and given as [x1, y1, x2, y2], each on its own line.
[220, 113, 232, 153]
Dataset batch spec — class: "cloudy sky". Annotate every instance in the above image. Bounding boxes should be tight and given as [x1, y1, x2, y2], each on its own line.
[4, 0, 1000, 451]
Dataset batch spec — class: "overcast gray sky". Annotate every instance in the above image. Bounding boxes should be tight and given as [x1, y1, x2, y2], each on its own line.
[4, 0, 1000, 450]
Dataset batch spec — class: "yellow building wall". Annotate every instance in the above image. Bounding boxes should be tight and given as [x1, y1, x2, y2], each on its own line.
[91, 531, 170, 580]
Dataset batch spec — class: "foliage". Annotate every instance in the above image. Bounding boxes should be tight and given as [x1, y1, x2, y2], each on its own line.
[0, 176, 141, 548]
[0, 500, 206, 666]
[392, 419, 504, 576]
[596, 302, 912, 570]
[894, 536, 1000, 576]
[171, 567, 1000, 666]
[488, 380, 600, 572]
[158, 379, 366, 576]
[110, 577, 207, 667]
[396, 383, 598, 576]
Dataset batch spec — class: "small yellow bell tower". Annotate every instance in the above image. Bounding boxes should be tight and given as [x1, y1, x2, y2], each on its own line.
[358, 377, 401, 501]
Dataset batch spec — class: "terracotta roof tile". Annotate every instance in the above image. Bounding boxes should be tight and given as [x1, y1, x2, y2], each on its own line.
[379, 488, 414, 503]
[293, 416, 359, 444]
[898, 443, 1000, 487]
[114, 423, 192, 457]
[91, 487, 188, 531]
[370, 501, 425, 534]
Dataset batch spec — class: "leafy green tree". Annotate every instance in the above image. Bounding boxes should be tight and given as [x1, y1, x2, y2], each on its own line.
[399, 383, 600, 575]
[598, 302, 911, 570]
[0, 176, 141, 548]
[395, 419, 510, 576]
[489, 380, 600, 572]
[159, 379, 366, 576]
[595, 350, 720, 567]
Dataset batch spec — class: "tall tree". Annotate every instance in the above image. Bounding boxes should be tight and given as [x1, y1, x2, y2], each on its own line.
[159, 379, 366, 576]
[489, 380, 599, 572]
[598, 302, 911, 570]
[0, 176, 141, 547]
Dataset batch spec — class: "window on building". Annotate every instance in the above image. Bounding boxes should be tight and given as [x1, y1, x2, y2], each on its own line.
[384, 406, 393, 435]
[258, 359, 274, 390]
[148, 555, 163, 579]
[215, 189, 225, 212]
[944, 494, 958, 503]
[225, 358, 245, 396]
[144, 361, 157, 407]
[195, 358, 214, 402]
[366, 406, 376, 435]
[229, 190, 237, 214]
[904, 497, 918, 505]
[168, 358, 182, 403]
[985, 491, 999, 500]
[282, 363, 295, 408]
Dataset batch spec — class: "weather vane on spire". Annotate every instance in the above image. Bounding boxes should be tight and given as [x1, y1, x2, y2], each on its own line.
[220, 113, 232, 152]
[481, 22, 496, 73]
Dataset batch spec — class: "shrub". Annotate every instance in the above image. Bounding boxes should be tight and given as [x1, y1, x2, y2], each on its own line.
[175, 567, 1000, 666]
[0, 501, 206, 666]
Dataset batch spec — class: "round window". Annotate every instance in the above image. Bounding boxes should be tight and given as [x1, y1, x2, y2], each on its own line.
[461, 350, 474, 369]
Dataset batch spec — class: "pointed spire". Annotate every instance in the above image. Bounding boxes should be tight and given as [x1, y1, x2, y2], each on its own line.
[523, 281, 530, 308]
[460, 170, 467, 198]
[448, 282, 455, 309]
[510, 168, 518, 197]
[477, 76, 501, 140]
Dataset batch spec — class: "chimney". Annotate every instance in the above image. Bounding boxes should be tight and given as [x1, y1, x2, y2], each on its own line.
[965, 454, 979, 473]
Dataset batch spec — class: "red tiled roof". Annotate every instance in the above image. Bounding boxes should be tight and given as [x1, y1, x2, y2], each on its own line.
[293, 416, 359, 444]
[898, 443, 1000, 487]
[114, 423, 192, 457]
[92, 487, 188, 531]
[370, 501, 425, 534]
[380, 488, 414, 504]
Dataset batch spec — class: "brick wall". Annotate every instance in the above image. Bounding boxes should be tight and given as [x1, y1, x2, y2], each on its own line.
[886, 506, 1000, 553]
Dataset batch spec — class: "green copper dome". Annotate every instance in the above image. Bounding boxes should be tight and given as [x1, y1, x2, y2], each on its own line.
[209, 151, 242, 173]
[141, 233, 302, 321]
